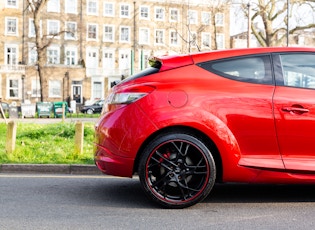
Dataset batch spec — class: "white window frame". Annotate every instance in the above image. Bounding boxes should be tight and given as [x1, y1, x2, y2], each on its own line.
[47, 46, 60, 64]
[201, 32, 211, 49]
[104, 2, 115, 17]
[92, 80, 103, 100]
[28, 19, 35, 37]
[47, 20, 60, 38]
[87, 0, 98, 16]
[170, 8, 179, 22]
[215, 13, 224, 27]
[5, 17, 18, 36]
[119, 49, 131, 74]
[28, 43, 37, 65]
[47, 0, 60, 13]
[5, 0, 18, 8]
[139, 6, 149, 20]
[7, 77, 20, 99]
[103, 25, 115, 42]
[139, 28, 150, 45]
[216, 33, 225, 49]
[155, 7, 165, 21]
[155, 29, 165, 45]
[170, 30, 179, 46]
[65, 46, 77, 66]
[189, 32, 197, 48]
[188, 10, 198, 25]
[65, 0, 77, 14]
[5, 44, 18, 65]
[65, 22, 77, 40]
[120, 26, 130, 43]
[49, 80, 62, 98]
[87, 23, 98, 41]
[102, 48, 115, 72]
[120, 3, 130, 18]
[31, 79, 41, 98]
[202, 12, 211, 25]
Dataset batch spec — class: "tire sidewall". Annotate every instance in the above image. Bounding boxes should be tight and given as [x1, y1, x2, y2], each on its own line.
[138, 132, 216, 208]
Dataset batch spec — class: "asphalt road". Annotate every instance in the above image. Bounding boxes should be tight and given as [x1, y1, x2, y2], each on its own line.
[1, 174, 315, 230]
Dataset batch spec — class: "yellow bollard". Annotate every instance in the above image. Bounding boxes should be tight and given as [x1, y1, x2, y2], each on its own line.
[6, 121, 17, 154]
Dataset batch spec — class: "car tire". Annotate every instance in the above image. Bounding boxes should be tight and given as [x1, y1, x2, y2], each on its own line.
[138, 132, 216, 208]
[86, 109, 93, 114]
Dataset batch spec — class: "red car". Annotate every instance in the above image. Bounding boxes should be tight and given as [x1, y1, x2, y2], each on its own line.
[95, 47, 315, 208]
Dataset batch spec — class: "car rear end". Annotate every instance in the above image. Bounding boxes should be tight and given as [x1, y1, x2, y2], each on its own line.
[94, 54, 196, 177]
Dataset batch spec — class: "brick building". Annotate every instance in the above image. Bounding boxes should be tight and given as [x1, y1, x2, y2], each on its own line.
[0, 0, 230, 109]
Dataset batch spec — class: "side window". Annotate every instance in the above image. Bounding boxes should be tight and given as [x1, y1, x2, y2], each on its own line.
[280, 54, 315, 89]
[197, 55, 273, 84]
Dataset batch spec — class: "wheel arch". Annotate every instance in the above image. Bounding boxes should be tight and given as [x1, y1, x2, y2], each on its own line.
[133, 125, 223, 182]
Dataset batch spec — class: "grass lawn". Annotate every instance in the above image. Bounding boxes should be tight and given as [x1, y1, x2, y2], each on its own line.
[0, 122, 95, 164]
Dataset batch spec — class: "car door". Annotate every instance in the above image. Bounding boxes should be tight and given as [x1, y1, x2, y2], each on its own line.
[273, 53, 315, 171]
[198, 54, 284, 170]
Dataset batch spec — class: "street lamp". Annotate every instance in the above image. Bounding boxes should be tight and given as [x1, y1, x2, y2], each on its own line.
[247, 3, 251, 48]
[287, 0, 289, 46]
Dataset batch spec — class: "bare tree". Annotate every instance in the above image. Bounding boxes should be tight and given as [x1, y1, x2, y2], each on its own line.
[239, 0, 315, 47]
[26, 0, 71, 102]
[168, 0, 230, 52]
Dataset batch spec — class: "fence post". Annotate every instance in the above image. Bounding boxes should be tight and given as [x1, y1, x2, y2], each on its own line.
[74, 121, 84, 154]
[6, 121, 17, 154]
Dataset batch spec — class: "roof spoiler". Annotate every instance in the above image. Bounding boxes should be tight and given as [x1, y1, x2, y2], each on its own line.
[149, 54, 194, 72]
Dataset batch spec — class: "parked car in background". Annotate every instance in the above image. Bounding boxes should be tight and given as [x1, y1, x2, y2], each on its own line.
[0, 101, 10, 118]
[80, 100, 104, 114]
[94, 47, 315, 208]
[0, 101, 9, 114]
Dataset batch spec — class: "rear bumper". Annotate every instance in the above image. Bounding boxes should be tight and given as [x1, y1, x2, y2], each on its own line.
[94, 103, 158, 177]
[94, 144, 134, 177]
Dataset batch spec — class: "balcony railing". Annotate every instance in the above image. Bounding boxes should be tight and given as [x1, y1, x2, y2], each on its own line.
[0, 64, 26, 73]
[86, 68, 131, 77]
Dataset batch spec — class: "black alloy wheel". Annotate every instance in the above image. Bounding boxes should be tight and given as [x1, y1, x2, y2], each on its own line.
[138, 133, 216, 208]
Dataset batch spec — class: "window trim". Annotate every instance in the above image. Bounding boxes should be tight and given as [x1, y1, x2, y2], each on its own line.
[87, 23, 98, 41]
[170, 8, 179, 22]
[5, 17, 18, 36]
[139, 5, 149, 20]
[49, 80, 62, 98]
[155, 7, 165, 21]
[104, 2, 115, 17]
[119, 26, 130, 43]
[139, 27, 150, 45]
[120, 3, 131, 18]
[65, 0, 77, 14]
[103, 24, 115, 42]
[65, 21, 77, 40]
[47, 0, 60, 13]
[87, 0, 98, 16]
[47, 20, 60, 39]
[7, 78, 20, 99]
[5, 0, 18, 8]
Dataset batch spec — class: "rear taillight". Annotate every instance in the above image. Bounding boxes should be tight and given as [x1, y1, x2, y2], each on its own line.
[108, 85, 155, 105]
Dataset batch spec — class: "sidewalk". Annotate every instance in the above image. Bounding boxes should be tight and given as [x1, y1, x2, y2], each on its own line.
[0, 164, 102, 175]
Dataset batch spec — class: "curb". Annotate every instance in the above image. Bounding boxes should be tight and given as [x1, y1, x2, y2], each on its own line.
[0, 164, 103, 175]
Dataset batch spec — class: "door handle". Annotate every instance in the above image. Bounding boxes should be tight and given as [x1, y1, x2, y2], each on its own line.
[281, 106, 309, 114]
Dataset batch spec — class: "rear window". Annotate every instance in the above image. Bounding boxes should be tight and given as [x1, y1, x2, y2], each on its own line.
[197, 55, 273, 85]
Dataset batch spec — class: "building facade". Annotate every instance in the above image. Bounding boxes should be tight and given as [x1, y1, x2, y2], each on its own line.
[0, 0, 230, 108]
